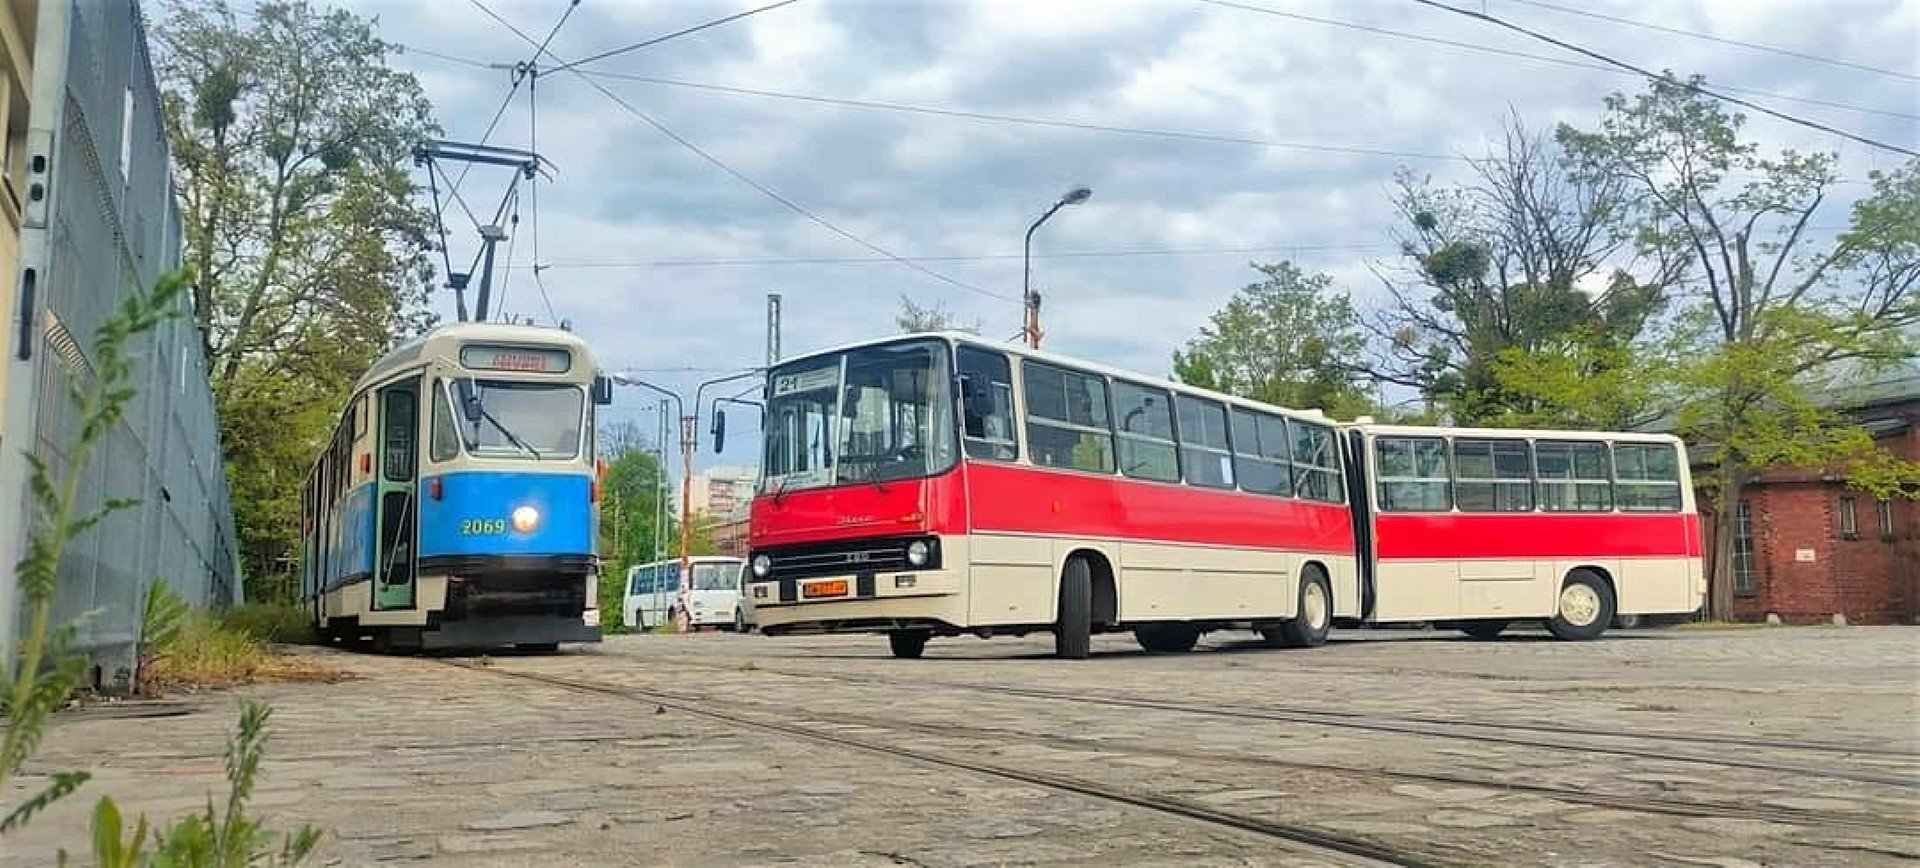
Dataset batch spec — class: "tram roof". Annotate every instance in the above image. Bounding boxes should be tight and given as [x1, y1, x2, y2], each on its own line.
[355, 321, 595, 392]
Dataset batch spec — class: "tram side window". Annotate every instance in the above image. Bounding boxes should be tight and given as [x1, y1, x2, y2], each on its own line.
[1022, 361, 1115, 474]
[1231, 408, 1291, 496]
[1453, 438, 1534, 512]
[1175, 395, 1235, 488]
[957, 347, 1018, 461]
[1292, 422, 1344, 503]
[1614, 442, 1682, 512]
[429, 381, 461, 462]
[1377, 436, 1451, 512]
[1537, 440, 1613, 512]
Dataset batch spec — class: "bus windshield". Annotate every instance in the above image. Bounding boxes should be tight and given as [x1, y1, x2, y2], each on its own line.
[762, 340, 954, 493]
[447, 379, 584, 460]
[691, 563, 739, 591]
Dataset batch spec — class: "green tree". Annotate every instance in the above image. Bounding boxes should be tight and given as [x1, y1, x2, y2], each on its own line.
[155, 0, 439, 596]
[1557, 76, 1920, 617]
[1369, 120, 1672, 423]
[895, 295, 979, 334]
[1173, 261, 1377, 418]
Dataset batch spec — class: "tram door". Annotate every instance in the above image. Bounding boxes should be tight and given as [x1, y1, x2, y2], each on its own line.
[373, 379, 421, 610]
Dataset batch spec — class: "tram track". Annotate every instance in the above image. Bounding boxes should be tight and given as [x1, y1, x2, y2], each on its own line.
[636, 653, 1920, 788]
[443, 660, 1442, 867]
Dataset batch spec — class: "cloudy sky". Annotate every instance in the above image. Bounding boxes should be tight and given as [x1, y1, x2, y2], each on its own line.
[340, 0, 1918, 467]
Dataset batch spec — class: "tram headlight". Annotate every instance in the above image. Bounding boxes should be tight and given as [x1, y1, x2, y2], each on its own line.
[906, 539, 931, 567]
[511, 505, 541, 533]
[751, 553, 772, 578]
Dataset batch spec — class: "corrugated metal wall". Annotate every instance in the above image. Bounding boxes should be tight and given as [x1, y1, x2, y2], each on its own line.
[19, 0, 238, 682]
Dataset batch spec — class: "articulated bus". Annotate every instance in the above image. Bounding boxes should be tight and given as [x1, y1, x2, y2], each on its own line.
[300, 322, 613, 652]
[744, 332, 1704, 659]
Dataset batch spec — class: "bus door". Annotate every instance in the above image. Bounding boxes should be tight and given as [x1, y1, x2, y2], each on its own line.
[374, 379, 421, 610]
[1343, 428, 1377, 621]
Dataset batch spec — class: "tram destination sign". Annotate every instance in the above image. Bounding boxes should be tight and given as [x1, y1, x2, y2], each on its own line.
[460, 344, 572, 374]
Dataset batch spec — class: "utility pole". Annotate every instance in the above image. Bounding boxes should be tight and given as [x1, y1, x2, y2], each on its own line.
[678, 413, 696, 632]
[766, 292, 782, 367]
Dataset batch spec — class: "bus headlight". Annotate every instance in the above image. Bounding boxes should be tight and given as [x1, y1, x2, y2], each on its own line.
[906, 539, 931, 567]
[511, 505, 541, 533]
[751, 554, 772, 578]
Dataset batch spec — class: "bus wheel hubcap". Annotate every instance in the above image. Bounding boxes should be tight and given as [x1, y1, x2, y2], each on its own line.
[1305, 583, 1328, 630]
[1560, 585, 1600, 627]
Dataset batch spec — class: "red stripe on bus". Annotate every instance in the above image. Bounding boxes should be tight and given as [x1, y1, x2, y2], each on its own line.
[965, 461, 1355, 553]
[1373, 512, 1699, 560]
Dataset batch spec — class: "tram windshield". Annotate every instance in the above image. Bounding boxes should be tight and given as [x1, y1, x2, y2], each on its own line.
[446, 379, 584, 460]
[761, 340, 955, 493]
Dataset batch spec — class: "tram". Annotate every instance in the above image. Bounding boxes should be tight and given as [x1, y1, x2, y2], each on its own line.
[299, 322, 613, 651]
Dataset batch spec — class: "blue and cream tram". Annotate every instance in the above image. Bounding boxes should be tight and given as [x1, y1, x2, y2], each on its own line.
[299, 322, 613, 651]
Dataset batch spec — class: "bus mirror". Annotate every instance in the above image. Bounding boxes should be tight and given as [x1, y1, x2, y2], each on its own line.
[455, 379, 482, 423]
[592, 374, 614, 406]
[711, 409, 727, 453]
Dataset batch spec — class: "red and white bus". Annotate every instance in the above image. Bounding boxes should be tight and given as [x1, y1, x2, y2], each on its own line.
[744, 333, 1703, 658]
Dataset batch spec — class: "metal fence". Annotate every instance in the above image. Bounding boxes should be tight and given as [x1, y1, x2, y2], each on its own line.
[1, 0, 239, 684]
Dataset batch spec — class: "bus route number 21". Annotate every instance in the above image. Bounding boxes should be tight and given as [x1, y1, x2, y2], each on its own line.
[461, 518, 507, 536]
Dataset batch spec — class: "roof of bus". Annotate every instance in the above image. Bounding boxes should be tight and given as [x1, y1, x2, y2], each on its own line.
[775, 331, 1338, 426]
[355, 321, 596, 392]
[1346, 422, 1684, 444]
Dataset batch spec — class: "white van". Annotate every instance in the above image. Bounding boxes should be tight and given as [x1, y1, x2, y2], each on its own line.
[623, 557, 746, 631]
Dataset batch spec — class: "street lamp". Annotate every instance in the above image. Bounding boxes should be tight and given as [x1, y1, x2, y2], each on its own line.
[1022, 186, 1092, 349]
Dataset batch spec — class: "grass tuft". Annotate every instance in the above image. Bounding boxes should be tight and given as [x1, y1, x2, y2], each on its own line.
[222, 602, 317, 645]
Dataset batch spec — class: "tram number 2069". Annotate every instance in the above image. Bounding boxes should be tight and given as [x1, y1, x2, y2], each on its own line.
[461, 518, 507, 536]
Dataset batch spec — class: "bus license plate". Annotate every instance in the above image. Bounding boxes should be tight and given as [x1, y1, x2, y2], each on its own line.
[803, 580, 849, 599]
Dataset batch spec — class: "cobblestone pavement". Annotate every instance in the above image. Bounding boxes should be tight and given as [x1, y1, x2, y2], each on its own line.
[5, 625, 1916, 866]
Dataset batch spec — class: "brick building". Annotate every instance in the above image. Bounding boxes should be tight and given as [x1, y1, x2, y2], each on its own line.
[1707, 371, 1918, 625]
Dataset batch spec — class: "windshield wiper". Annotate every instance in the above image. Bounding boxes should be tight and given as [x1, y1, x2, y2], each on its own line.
[471, 407, 542, 459]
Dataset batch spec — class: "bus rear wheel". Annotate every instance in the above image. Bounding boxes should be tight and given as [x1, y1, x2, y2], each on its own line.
[1134, 624, 1200, 653]
[1260, 568, 1332, 648]
[888, 630, 930, 659]
[1547, 571, 1615, 641]
[1460, 620, 1509, 640]
[1055, 557, 1094, 660]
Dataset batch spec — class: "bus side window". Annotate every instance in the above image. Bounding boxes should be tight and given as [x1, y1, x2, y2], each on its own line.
[1291, 423, 1345, 504]
[1453, 438, 1533, 512]
[1376, 436, 1451, 512]
[957, 347, 1017, 461]
[1231, 408, 1291, 496]
[1112, 381, 1178, 482]
[1021, 361, 1115, 474]
[1615, 442, 1681, 512]
[1536, 440, 1613, 512]
[1174, 394, 1234, 489]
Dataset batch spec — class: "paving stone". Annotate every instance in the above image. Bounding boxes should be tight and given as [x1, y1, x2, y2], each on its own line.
[1648, 853, 1765, 868]
[1561, 808, 1651, 825]
[1192, 788, 1289, 805]
[793, 781, 856, 795]
[461, 810, 573, 831]
[435, 834, 542, 854]
[1426, 809, 1522, 828]
[961, 818, 1045, 839]
[1391, 783, 1497, 802]
[1678, 818, 1800, 838]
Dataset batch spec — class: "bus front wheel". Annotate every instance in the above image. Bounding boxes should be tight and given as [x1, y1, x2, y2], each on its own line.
[888, 630, 930, 659]
[1055, 558, 1094, 660]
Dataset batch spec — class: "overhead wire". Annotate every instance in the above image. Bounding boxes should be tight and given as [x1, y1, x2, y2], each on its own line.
[469, 0, 1018, 304]
[452, 1, 581, 196]
[1402, 0, 1918, 158]
[513, 242, 1403, 270]
[543, 0, 804, 75]
[1190, 0, 1918, 122]
[1500, 0, 1920, 83]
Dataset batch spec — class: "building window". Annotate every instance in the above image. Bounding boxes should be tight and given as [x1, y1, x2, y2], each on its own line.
[1838, 496, 1858, 539]
[1879, 499, 1896, 542]
[1732, 500, 1757, 595]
